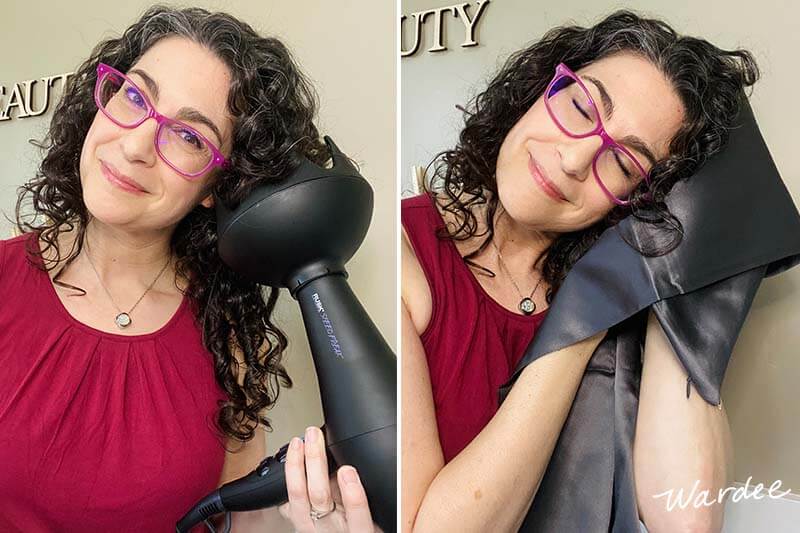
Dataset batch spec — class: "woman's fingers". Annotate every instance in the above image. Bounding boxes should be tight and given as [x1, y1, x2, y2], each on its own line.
[304, 426, 350, 533]
[337, 466, 375, 532]
[304, 426, 334, 513]
[280, 427, 375, 533]
[284, 436, 315, 532]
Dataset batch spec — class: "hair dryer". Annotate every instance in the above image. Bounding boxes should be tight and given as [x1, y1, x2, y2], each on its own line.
[176, 137, 396, 532]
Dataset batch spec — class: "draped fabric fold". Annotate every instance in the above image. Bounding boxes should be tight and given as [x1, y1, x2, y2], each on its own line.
[498, 98, 800, 532]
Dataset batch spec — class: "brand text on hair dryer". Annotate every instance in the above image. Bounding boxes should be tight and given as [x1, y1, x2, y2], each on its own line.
[312, 293, 344, 358]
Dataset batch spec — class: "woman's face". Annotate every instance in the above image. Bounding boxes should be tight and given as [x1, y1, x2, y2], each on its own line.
[79, 36, 233, 233]
[495, 52, 685, 233]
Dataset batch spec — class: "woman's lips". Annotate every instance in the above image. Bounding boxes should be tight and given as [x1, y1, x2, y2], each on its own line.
[528, 154, 567, 202]
[100, 161, 147, 194]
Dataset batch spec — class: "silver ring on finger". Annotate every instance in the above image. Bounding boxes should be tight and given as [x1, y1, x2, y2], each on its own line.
[309, 501, 336, 521]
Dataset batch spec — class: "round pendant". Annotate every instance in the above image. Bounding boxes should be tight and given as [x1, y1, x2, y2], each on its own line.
[519, 297, 536, 316]
[115, 312, 132, 329]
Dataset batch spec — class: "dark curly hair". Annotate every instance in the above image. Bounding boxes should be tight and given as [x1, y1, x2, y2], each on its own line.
[425, 9, 760, 301]
[14, 5, 329, 443]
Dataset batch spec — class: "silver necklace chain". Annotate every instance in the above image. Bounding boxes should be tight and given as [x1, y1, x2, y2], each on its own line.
[84, 239, 172, 329]
[490, 238, 543, 316]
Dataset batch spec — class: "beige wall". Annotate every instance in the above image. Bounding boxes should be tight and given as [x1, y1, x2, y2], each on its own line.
[1, 3, 395, 528]
[402, 0, 800, 497]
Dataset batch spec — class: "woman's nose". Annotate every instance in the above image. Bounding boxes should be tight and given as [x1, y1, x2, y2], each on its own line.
[118, 118, 159, 167]
[556, 135, 602, 180]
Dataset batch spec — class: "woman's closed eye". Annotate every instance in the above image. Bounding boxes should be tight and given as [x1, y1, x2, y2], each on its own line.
[572, 98, 593, 121]
[615, 152, 631, 177]
[612, 148, 639, 180]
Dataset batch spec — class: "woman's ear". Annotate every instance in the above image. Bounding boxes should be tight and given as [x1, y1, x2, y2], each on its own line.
[200, 193, 215, 209]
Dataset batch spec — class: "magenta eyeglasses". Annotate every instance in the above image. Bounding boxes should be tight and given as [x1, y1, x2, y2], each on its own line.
[94, 62, 229, 179]
[544, 62, 653, 206]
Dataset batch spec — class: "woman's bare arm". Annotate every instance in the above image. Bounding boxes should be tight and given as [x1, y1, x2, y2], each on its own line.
[634, 309, 733, 533]
[402, 230, 607, 532]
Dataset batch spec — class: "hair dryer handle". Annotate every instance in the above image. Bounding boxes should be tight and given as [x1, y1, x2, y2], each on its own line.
[219, 444, 289, 512]
[219, 429, 337, 512]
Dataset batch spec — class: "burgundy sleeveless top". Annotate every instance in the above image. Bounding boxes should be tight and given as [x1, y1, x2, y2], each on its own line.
[402, 194, 548, 463]
[0, 233, 227, 532]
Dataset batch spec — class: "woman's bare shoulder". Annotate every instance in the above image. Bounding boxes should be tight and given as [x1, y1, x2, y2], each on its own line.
[402, 190, 492, 336]
[401, 226, 432, 337]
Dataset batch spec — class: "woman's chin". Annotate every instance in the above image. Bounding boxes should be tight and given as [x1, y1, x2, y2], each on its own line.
[498, 186, 555, 228]
[82, 190, 141, 227]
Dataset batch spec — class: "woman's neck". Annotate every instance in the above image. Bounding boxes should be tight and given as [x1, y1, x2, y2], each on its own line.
[60, 219, 177, 290]
[490, 205, 555, 273]
[443, 191, 555, 272]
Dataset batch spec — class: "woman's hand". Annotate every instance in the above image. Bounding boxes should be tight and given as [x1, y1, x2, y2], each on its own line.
[278, 426, 379, 532]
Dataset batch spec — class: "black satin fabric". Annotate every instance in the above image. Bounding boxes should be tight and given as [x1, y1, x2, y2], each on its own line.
[498, 98, 800, 532]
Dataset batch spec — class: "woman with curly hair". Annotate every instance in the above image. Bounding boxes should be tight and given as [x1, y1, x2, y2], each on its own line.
[0, 5, 375, 532]
[401, 10, 760, 533]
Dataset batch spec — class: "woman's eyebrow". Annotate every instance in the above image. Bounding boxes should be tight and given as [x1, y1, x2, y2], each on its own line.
[583, 75, 658, 167]
[583, 75, 614, 118]
[128, 68, 224, 146]
[616, 135, 658, 168]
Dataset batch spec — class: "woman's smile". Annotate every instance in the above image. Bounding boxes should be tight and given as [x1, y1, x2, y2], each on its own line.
[528, 153, 568, 203]
[100, 160, 149, 195]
